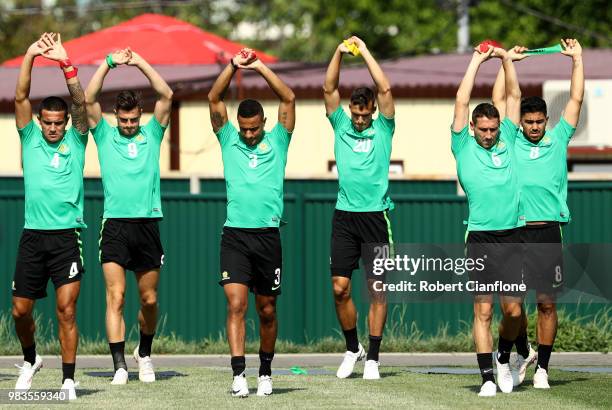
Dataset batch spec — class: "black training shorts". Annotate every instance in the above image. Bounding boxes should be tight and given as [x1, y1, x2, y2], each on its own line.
[99, 218, 164, 272]
[521, 222, 564, 299]
[219, 227, 283, 296]
[13, 228, 84, 300]
[466, 228, 524, 297]
[330, 209, 393, 279]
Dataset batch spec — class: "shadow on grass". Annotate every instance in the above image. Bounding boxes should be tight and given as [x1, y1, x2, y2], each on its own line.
[264, 387, 307, 395]
[462, 376, 590, 393]
[0, 373, 14, 381]
[77, 389, 103, 398]
[84, 370, 187, 381]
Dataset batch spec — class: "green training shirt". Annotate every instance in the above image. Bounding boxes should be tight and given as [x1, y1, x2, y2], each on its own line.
[328, 107, 394, 212]
[216, 121, 291, 228]
[19, 121, 88, 229]
[515, 117, 575, 223]
[91, 116, 166, 218]
[451, 117, 525, 231]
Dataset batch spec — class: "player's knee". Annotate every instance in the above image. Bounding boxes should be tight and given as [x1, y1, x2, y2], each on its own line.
[474, 308, 493, 324]
[502, 304, 522, 319]
[11, 304, 32, 321]
[227, 299, 247, 317]
[140, 292, 158, 309]
[257, 303, 276, 323]
[56, 303, 76, 324]
[538, 303, 556, 318]
[332, 282, 350, 302]
[107, 290, 125, 312]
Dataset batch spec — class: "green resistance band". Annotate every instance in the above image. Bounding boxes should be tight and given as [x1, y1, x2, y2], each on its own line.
[290, 366, 308, 375]
[524, 44, 563, 55]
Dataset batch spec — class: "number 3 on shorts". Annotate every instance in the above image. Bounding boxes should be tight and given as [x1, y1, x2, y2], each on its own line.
[274, 268, 281, 286]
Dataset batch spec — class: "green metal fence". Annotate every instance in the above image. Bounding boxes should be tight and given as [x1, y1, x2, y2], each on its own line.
[1, 178, 610, 343]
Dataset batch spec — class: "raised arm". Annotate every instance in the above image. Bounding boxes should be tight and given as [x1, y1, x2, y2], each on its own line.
[40, 33, 88, 134]
[349, 36, 394, 118]
[492, 65, 506, 120]
[323, 43, 348, 116]
[240, 54, 295, 132]
[207, 60, 234, 133]
[15, 35, 52, 128]
[453, 47, 493, 132]
[85, 49, 130, 128]
[127, 50, 173, 126]
[560, 39, 584, 127]
[492, 46, 528, 121]
[500, 47, 524, 126]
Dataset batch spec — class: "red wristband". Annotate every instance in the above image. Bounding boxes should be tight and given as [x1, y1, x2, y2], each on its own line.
[59, 59, 72, 69]
[64, 66, 78, 80]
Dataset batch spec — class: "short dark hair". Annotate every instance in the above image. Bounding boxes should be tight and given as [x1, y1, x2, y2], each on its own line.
[38, 96, 68, 118]
[115, 90, 142, 112]
[521, 96, 547, 117]
[471, 103, 500, 124]
[237, 99, 264, 118]
[350, 87, 375, 107]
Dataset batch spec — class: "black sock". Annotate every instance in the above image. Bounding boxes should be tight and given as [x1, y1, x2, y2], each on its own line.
[109, 341, 127, 371]
[515, 331, 529, 358]
[366, 335, 382, 361]
[537, 344, 553, 371]
[343, 328, 359, 353]
[259, 350, 274, 377]
[477, 353, 495, 384]
[231, 356, 246, 377]
[62, 362, 75, 382]
[138, 331, 154, 358]
[497, 336, 514, 364]
[22, 343, 36, 366]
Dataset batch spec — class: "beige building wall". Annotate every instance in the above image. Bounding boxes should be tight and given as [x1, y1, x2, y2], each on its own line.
[2, 99, 488, 178]
[178, 98, 483, 178]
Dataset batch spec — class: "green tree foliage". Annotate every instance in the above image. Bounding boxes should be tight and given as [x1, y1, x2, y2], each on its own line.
[470, 0, 612, 50]
[1, 0, 611, 63]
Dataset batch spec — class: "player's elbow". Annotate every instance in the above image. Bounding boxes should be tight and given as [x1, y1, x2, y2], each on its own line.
[283, 90, 296, 105]
[455, 92, 469, 106]
[84, 90, 97, 105]
[378, 84, 392, 96]
[207, 90, 220, 103]
[571, 94, 584, 105]
[322, 84, 336, 96]
[163, 88, 174, 102]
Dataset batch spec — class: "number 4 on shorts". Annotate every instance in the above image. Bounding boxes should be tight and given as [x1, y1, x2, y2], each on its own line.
[68, 262, 79, 279]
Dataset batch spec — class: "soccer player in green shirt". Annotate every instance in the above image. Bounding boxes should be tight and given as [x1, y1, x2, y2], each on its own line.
[12, 33, 88, 400]
[492, 39, 584, 389]
[208, 48, 295, 397]
[453, 44, 527, 397]
[85, 48, 173, 385]
[323, 36, 395, 380]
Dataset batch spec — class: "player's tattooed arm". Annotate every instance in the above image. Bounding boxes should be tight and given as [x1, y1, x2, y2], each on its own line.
[210, 111, 226, 131]
[280, 111, 289, 129]
[208, 60, 236, 133]
[67, 80, 88, 134]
